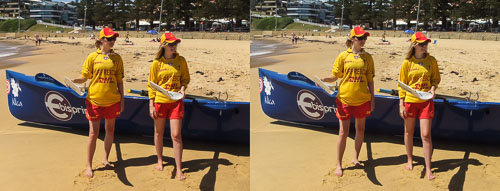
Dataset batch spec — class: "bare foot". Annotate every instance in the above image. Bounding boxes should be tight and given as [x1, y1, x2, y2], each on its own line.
[85, 167, 93, 178]
[405, 162, 413, 171]
[177, 171, 186, 180]
[155, 162, 164, 171]
[426, 171, 435, 180]
[102, 160, 112, 167]
[334, 167, 343, 177]
[352, 159, 364, 168]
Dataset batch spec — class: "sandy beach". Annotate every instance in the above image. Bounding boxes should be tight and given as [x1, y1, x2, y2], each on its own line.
[250, 35, 500, 190]
[0, 35, 249, 190]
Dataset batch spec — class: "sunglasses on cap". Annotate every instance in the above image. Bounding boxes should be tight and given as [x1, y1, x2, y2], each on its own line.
[417, 42, 428, 47]
[105, 36, 117, 41]
[355, 36, 367, 41]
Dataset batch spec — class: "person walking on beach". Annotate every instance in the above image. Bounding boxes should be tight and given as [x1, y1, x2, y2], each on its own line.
[398, 32, 440, 180]
[148, 32, 190, 180]
[71, 28, 124, 178]
[34, 33, 39, 46]
[322, 27, 375, 177]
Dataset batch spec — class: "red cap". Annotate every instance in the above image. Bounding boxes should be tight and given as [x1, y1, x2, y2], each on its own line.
[349, 27, 370, 38]
[99, 28, 119, 39]
[411, 32, 431, 43]
[160, 32, 181, 44]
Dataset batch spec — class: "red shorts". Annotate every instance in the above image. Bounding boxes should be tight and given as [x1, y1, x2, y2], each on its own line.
[154, 101, 184, 119]
[85, 100, 121, 121]
[336, 99, 371, 120]
[404, 100, 434, 119]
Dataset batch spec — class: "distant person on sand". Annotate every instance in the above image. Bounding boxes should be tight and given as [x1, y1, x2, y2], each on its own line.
[71, 28, 124, 178]
[148, 32, 190, 180]
[291, 32, 296, 44]
[34, 33, 39, 46]
[382, 30, 387, 42]
[125, 32, 130, 42]
[322, 27, 375, 177]
[398, 32, 440, 180]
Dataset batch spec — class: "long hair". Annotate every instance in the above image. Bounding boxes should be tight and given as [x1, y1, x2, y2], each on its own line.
[154, 42, 168, 60]
[94, 39, 103, 49]
[405, 42, 419, 60]
[345, 38, 353, 48]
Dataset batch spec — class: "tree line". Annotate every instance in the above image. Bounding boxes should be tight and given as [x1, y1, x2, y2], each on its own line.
[70, 0, 249, 31]
[328, 0, 500, 31]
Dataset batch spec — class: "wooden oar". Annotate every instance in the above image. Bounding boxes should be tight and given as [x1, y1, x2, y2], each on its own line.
[377, 88, 470, 101]
[127, 89, 218, 101]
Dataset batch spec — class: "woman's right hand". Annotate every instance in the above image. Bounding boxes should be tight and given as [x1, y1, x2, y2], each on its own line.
[322, 76, 337, 83]
[149, 101, 157, 119]
[399, 102, 407, 119]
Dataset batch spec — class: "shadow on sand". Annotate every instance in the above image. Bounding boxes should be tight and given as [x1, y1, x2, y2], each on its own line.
[271, 120, 490, 189]
[19, 122, 248, 190]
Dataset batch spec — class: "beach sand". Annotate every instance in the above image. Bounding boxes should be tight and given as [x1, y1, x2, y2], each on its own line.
[250, 36, 500, 190]
[0, 36, 249, 190]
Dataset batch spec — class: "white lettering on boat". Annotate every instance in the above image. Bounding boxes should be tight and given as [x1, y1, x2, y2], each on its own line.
[12, 98, 23, 107]
[44, 91, 86, 121]
[297, 89, 336, 120]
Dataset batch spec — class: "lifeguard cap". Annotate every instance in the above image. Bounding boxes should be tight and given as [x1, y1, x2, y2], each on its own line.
[349, 27, 370, 38]
[99, 28, 119, 39]
[160, 32, 181, 44]
[411, 32, 431, 43]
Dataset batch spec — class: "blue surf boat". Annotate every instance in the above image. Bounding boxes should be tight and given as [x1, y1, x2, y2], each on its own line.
[6, 70, 249, 144]
[258, 68, 500, 143]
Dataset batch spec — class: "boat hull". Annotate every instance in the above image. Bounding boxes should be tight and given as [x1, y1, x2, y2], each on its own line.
[6, 70, 249, 144]
[258, 68, 500, 143]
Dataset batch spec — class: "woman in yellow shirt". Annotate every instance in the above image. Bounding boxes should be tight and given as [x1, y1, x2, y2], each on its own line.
[72, 28, 124, 178]
[148, 32, 190, 180]
[323, 27, 375, 177]
[398, 32, 440, 180]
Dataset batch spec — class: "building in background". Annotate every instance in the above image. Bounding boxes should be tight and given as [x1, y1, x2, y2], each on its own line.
[287, 0, 333, 24]
[0, 0, 30, 18]
[0, 0, 77, 25]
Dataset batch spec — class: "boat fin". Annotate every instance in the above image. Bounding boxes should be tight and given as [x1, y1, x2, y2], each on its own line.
[35, 73, 65, 87]
[287, 72, 315, 85]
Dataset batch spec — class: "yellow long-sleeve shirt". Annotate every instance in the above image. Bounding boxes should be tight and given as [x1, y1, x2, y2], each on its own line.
[148, 53, 190, 103]
[398, 54, 441, 103]
[332, 48, 375, 106]
[81, 49, 124, 107]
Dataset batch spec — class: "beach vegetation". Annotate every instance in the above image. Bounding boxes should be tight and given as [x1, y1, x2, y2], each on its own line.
[0, 19, 37, 32]
[252, 17, 293, 31]
[28, 24, 74, 33]
[283, 22, 330, 32]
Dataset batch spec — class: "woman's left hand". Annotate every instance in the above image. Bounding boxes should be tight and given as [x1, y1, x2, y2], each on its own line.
[370, 98, 375, 112]
[179, 87, 186, 99]
[120, 98, 125, 113]
[428, 88, 436, 99]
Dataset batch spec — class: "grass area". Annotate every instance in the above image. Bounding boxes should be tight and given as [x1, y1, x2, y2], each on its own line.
[28, 24, 73, 33]
[0, 19, 36, 32]
[284, 22, 331, 31]
[251, 17, 294, 31]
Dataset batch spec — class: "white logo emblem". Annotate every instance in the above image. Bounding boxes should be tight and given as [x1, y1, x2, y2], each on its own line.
[10, 78, 21, 97]
[263, 76, 274, 96]
[45, 91, 74, 121]
[44, 91, 85, 121]
[297, 89, 336, 120]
